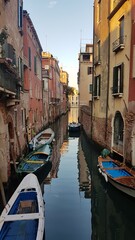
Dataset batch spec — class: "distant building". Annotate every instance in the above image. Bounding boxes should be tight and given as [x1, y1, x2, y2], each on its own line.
[42, 52, 62, 122]
[60, 67, 69, 85]
[60, 67, 69, 114]
[78, 43, 93, 121]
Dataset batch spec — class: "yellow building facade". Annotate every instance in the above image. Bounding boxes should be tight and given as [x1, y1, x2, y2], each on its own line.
[93, 0, 135, 164]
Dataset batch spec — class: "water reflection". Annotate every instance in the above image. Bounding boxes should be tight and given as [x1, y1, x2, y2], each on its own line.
[68, 107, 79, 123]
[80, 132, 135, 240]
[78, 138, 91, 199]
[1, 108, 135, 240]
[43, 112, 91, 240]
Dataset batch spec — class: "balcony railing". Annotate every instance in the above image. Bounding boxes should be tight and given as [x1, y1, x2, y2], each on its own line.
[0, 62, 20, 102]
[112, 36, 125, 52]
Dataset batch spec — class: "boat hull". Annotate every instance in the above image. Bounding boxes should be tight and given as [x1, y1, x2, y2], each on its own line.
[29, 128, 55, 151]
[98, 156, 135, 198]
[108, 177, 135, 198]
[68, 122, 81, 132]
[17, 144, 52, 183]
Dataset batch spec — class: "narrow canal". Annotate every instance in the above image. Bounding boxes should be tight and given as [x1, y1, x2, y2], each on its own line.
[43, 108, 135, 240]
[44, 133, 91, 239]
[1, 108, 135, 239]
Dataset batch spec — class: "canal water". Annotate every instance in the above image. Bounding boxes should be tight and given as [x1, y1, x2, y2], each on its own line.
[1, 108, 135, 240]
[43, 108, 135, 240]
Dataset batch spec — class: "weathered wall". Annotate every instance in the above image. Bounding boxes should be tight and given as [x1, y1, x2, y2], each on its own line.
[80, 106, 135, 165]
[80, 106, 112, 151]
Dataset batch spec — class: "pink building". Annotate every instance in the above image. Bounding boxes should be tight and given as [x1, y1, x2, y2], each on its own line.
[23, 10, 43, 141]
[0, 0, 24, 182]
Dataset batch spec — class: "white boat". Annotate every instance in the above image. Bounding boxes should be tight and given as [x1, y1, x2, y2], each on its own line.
[29, 127, 55, 151]
[0, 173, 44, 239]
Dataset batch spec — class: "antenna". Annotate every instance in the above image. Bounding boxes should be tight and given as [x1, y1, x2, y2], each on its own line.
[45, 34, 47, 51]
[80, 29, 82, 52]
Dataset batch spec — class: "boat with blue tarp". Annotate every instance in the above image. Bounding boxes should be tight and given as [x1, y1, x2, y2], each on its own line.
[98, 150, 135, 198]
[16, 144, 52, 182]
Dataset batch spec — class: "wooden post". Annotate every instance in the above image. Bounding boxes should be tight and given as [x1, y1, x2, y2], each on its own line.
[0, 173, 6, 207]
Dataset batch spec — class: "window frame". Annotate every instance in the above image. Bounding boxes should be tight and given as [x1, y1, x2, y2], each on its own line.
[93, 75, 101, 97]
[112, 63, 124, 95]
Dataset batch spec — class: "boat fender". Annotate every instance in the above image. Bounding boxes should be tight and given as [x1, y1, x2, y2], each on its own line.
[102, 172, 108, 182]
[98, 168, 102, 174]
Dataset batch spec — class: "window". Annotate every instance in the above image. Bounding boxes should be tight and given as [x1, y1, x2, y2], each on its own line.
[97, 40, 100, 61]
[28, 47, 31, 68]
[119, 16, 124, 44]
[18, 57, 23, 79]
[34, 56, 37, 75]
[97, 0, 101, 23]
[83, 54, 90, 61]
[93, 75, 101, 97]
[89, 84, 93, 94]
[87, 67, 93, 75]
[18, 0, 23, 30]
[21, 109, 24, 126]
[113, 63, 124, 94]
[114, 111, 124, 145]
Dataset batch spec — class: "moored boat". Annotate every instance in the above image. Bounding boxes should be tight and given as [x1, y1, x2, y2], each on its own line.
[0, 173, 44, 240]
[98, 151, 135, 198]
[29, 127, 55, 151]
[68, 122, 81, 132]
[16, 144, 52, 181]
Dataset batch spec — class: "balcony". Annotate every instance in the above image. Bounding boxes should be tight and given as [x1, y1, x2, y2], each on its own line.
[112, 36, 125, 52]
[0, 60, 21, 106]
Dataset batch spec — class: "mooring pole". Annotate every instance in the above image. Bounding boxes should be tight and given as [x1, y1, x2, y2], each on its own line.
[0, 172, 6, 207]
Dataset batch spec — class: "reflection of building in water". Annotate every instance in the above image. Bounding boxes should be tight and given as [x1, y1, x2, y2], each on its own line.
[78, 140, 91, 198]
[68, 107, 79, 123]
[44, 115, 69, 183]
[60, 140, 69, 155]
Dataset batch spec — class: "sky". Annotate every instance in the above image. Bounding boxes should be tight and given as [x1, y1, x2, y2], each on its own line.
[23, 0, 94, 88]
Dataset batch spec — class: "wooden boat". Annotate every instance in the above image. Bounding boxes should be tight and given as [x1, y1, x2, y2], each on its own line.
[68, 122, 81, 132]
[68, 130, 80, 138]
[29, 127, 55, 151]
[98, 153, 135, 198]
[0, 173, 44, 240]
[16, 144, 52, 180]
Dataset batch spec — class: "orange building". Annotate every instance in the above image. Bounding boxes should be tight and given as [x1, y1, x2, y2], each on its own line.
[42, 52, 63, 122]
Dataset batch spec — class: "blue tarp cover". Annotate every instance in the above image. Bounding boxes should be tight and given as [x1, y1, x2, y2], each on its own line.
[106, 169, 132, 178]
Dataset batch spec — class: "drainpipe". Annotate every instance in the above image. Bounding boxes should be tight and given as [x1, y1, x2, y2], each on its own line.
[105, 1, 110, 141]
[91, 2, 95, 139]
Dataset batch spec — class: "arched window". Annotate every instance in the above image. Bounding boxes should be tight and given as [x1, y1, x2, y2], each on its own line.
[114, 111, 124, 145]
